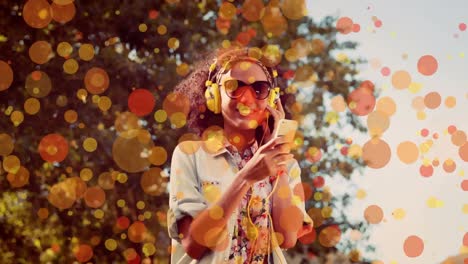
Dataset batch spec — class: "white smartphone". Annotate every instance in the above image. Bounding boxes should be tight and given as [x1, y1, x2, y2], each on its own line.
[273, 119, 298, 142]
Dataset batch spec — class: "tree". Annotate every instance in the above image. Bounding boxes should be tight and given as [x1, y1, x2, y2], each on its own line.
[0, 0, 374, 263]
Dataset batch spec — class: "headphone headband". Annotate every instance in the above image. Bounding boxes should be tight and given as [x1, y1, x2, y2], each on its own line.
[206, 51, 279, 90]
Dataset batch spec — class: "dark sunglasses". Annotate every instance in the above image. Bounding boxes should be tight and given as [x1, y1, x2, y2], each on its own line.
[222, 79, 271, 100]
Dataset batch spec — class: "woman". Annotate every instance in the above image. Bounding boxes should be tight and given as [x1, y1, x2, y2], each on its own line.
[167, 47, 313, 263]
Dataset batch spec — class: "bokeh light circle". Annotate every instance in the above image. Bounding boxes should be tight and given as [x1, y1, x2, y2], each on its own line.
[84, 67, 109, 95]
[128, 221, 147, 243]
[112, 132, 153, 173]
[140, 167, 166, 196]
[376, 96, 396, 116]
[23, 0, 52, 29]
[336, 17, 353, 34]
[391, 70, 412, 89]
[0, 61, 14, 91]
[403, 235, 424, 257]
[84, 186, 106, 208]
[347, 87, 376, 116]
[318, 225, 341, 247]
[51, 2, 76, 23]
[79, 44, 95, 61]
[241, 0, 264, 22]
[417, 55, 438, 76]
[74, 244, 93, 263]
[362, 138, 391, 169]
[0, 133, 15, 156]
[29, 41, 52, 64]
[280, 0, 306, 20]
[128, 89, 155, 117]
[38, 133, 69, 162]
[367, 111, 390, 137]
[458, 143, 468, 162]
[7, 166, 30, 188]
[451, 130, 466, 146]
[24, 97, 41, 115]
[364, 205, 384, 224]
[424, 92, 441, 109]
[397, 141, 419, 164]
[25, 71, 52, 98]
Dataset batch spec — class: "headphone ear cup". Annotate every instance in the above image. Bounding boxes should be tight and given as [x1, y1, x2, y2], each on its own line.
[268, 87, 280, 109]
[204, 84, 221, 114]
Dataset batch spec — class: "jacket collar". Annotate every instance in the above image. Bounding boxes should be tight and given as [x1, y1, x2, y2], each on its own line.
[210, 137, 259, 158]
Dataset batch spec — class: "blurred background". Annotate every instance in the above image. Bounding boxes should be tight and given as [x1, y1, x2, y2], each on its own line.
[0, 0, 466, 263]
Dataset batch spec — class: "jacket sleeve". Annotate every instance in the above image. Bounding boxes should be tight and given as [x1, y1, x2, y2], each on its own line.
[167, 143, 207, 242]
[287, 159, 313, 236]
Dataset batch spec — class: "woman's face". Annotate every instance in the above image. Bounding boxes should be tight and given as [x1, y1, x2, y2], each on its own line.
[218, 60, 270, 130]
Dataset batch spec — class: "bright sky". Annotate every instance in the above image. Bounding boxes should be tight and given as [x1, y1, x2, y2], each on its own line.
[306, 0, 468, 263]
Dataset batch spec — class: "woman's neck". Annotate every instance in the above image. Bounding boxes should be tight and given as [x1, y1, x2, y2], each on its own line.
[223, 122, 256, 153]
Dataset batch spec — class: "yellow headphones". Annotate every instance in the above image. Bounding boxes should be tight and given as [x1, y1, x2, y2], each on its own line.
[204, 54, 281, 114]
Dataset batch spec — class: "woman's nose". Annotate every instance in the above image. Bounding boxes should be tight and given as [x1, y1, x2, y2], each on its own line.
[236, 85, 257, 104]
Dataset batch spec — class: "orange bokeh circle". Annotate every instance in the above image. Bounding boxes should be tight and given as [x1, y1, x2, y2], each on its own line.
[38, 133, 69, 162]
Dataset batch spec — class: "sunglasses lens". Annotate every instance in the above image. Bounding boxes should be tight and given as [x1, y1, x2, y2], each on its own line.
[252, 81, 270, 99]
[224, 80, 270, 99]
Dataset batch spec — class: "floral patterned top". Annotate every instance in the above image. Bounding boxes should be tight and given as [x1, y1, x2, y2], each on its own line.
[224, 140, 276, 264]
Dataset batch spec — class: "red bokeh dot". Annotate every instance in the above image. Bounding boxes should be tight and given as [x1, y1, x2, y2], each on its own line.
[419, 164, 433, 177]
[352, 23, 361, 33]
[247, 28, 257, 37]
[336, 17, 353, 34]
[459, 23, 467, 31]
[298, 228, 316, 245]
[347, 87, 376, 116]
[74, 244, 93, 263]
[128, 88, 155, 117]
[340, 146, 348, 156]
[313, 176, 325, 188]
[148, 10, 158, 20]
[283, 70, 295, 80]
[116, 216, 130, 230]
[374, 20, 382, 28]
[463, 232, 468, 246]
[421, 129, 429, 137]
[381, 67, 391, 76]
[432, 133, 439, 139]
[461, 180, 468, 191]
[459, 143, 468, 162]
[448, 125, 457, 134]
[236, 31, 251, 46]
[417, 55, 438, 76]
[359, 80, 375, 92]
[128, 254, 141, 264]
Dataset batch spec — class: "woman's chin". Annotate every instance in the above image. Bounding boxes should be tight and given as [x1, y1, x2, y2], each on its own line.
[233, 113, 262, 129]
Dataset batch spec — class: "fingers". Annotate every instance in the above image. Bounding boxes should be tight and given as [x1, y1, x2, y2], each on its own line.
[274, 153, 294, 165]
[261, 135, 288, 151]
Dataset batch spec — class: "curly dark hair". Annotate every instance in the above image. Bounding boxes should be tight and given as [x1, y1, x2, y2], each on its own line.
[173, 46, 292, 144]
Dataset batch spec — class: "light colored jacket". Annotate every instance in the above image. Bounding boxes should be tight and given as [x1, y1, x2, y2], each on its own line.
[167, 140, 313, 264]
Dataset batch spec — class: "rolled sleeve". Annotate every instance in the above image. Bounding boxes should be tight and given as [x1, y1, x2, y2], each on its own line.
[287, 159, 313, 234]
[167, 143, 207, 242]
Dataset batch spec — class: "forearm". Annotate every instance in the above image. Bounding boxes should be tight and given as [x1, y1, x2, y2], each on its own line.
[187, 170, 252, 258]
[271, 174, 298, 248]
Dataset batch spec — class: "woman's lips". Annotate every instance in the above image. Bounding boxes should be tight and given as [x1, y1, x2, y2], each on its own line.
[236, 103, 256, 116]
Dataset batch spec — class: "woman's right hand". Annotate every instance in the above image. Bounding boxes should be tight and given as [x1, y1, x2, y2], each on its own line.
[240, 136, 294, 185]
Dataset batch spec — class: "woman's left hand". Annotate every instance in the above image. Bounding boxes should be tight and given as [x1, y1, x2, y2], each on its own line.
[262, 98, 286, 144]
